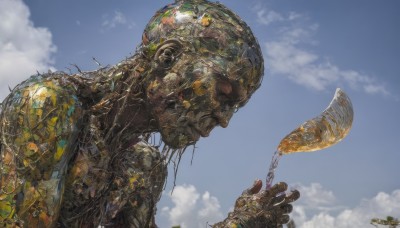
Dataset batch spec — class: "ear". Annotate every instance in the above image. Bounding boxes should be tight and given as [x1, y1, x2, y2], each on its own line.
[154, 39, 183, 70]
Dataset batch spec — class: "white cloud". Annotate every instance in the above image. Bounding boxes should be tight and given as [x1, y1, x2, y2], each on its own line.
[102, 11, 126, 29]
[161, 184, 224, 228]
[101, 10, 135, 30]
[256, 9, 284, 26]
[363, 84, 389, 96]
[295, 183, 336, 209]
[288, 12, 303, 21]
[0, 0, 56, 100]
[290, 183, 400, 228]
[258, 8, 389, 96]
[197, 191, 224, 226]
[160, 183, 400, 228]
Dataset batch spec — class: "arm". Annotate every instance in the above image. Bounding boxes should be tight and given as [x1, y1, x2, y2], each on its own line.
[99, 141, 167, 227]
[0, 75, 82, 227]
[213, 181, 299, 228]
[120, 142, 167, 228]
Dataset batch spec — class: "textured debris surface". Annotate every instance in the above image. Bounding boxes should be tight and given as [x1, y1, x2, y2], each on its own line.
[0, 0, 298, 227]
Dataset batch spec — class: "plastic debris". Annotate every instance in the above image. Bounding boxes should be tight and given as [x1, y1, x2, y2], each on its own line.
[0, 0, 269, 227]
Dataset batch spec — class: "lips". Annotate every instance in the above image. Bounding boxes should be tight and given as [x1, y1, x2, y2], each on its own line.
[194, 126, 210, 137]
[187, 125, 201, 139]
[180, 111, 219, 141]
[190, 119, 217, 137]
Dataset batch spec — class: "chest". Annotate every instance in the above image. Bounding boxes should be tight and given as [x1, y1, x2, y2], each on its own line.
[60, 119, 167, 227]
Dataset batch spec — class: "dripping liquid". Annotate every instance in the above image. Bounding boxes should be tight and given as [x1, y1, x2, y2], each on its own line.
[265, 150, 282, 189]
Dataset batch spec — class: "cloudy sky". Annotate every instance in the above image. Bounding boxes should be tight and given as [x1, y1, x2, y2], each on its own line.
[1, 0, 399, 227]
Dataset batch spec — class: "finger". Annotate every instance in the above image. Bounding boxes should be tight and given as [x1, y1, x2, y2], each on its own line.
[285, 189, 300, 204]
[250, 179, 263, 194]
[263, 209, 289, 226]
[243, 179, 262, 195]
[280, 204, 293, 214]
[259, 182, 288, 205]
[268, 182, 288, 196]
[271, 193, 286, 206]
[278, 214, 290, 224]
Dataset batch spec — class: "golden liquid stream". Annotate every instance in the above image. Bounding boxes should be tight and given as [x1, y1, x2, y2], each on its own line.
[266, 88, 353, 188]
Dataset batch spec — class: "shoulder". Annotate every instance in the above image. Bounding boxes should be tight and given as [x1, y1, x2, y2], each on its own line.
[0, 72, 84, 179]
[5, 72, 80, 103]
[1, 72, 83, 121]
[1, 72, 83, 112]
[1, 72, 84, 138]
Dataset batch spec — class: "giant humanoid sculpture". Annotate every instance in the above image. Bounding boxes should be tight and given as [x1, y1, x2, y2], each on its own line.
[0, 0, 299, 227]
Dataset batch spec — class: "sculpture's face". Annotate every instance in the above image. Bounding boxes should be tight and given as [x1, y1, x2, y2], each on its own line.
[143, 0, 264, 148]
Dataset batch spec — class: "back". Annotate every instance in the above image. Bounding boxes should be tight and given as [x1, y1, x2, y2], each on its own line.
[0, 73, 83, 227]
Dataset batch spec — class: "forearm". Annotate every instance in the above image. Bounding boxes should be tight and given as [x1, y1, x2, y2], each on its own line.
[212, 213, 250, 228]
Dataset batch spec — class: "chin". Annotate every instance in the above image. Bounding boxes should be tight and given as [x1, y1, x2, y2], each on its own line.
[161, 128, 200, 149]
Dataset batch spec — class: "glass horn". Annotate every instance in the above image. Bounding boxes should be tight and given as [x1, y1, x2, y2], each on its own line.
[278, 88, 354, 154]
[266, 88, 353, 188]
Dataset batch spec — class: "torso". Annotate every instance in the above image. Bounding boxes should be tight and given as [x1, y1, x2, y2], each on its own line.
[0, 73, 167, 228]
[61, 116, 167, 227]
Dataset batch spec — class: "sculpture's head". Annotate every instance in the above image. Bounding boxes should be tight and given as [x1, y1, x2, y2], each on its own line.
[141, 0, 264, 148]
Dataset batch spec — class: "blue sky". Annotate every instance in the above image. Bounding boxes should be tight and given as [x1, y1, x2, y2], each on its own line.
[1, 0, 399, 227]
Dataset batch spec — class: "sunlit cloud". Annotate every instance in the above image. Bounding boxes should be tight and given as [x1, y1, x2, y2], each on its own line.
[256, 7, 389, 96]
[160, 183, 400, 228]
[161, 184, 224, 228]
[197, 191, 224, 224]
[0, 0, 56, 100]
[295, 183, 336, 209]
[291, 183, 400, 228]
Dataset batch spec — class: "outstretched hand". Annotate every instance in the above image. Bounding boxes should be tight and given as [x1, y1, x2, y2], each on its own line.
[214, 180, 300, 228]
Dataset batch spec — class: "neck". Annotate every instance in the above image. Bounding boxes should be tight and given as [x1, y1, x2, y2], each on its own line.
[85, 52, 158, 148]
